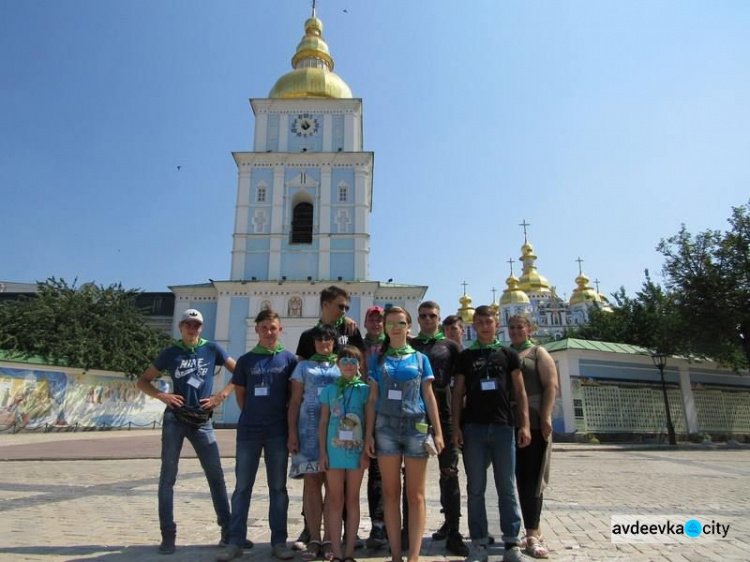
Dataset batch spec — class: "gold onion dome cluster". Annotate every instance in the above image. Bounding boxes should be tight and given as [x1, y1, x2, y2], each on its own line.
[269, 16, 353, 99]
[458, 294, 475, 323]
[517, 242, 552, 293]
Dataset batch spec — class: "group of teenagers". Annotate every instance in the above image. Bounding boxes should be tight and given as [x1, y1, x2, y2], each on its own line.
[137, 286, 558, 562]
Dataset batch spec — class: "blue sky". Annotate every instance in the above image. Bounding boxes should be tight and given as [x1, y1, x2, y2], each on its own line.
[2, 0, 748, 314]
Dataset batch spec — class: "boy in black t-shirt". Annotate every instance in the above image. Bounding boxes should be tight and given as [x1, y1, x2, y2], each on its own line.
[451, 306, 530, 562]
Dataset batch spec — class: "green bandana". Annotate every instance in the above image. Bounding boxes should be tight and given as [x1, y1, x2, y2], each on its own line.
[251, 343, 285, 355]
[415, 332, 445, 344]
[317, 315, 345, 329]
[511, 340, 534, 352]
[310, 353, 338, 363]
[176, 338, 207, 353]
[334, 375, 367, 397]
[365, 334, 386, 346]
[386, 345, 416, 357]
[470, 339, 503, 350]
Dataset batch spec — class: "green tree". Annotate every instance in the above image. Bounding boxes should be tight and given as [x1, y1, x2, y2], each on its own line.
[0, 278, 172, 377]
[574, 271, 682, 354]
[657, 200, 750, 369]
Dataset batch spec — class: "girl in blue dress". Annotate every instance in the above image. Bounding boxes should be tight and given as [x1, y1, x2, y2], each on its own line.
[288, 325, 341, 559]
[364, 306, 444, 562]
[319, 346, 370, 562]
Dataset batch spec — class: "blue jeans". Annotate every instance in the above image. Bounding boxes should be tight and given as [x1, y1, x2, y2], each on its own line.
[158, 410, 231, 533]
[462, 424, 522, 545]
[228, 435, 289, 547]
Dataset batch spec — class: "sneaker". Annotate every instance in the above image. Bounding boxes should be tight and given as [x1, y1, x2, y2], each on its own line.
[465, 544, 488, 562]
[366, 525, 387, 549]
[158, 531, 176, 555]
[216, 545, 242, 562]
[273, 544, 295, 560]
[503, 545, 524, 562]
[431, 521, 450, 541]
[293, 527, 310, 551]
[446, 531, 470, 557]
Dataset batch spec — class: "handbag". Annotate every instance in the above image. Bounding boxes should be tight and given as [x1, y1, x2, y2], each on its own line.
[172, 406, 212, 429]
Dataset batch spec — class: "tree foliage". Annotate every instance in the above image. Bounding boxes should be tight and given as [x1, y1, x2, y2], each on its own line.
[575, 200, 749, 370]
[0, 278, 172, 378]
[657, 200, 750, 369]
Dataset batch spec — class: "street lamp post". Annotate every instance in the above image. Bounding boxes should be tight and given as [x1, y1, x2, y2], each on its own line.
[651, 351, 677, 445]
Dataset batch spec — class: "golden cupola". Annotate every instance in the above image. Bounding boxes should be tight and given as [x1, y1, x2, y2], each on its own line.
[457, 293, 475, 323]
[517, 242, 552, 294]
[569, 272, 601, 306]
[500, 273, 531, 306]
[269, 15, 353, 99]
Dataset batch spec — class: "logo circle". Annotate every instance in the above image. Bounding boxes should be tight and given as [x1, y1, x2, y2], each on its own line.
[684, 519, 702, 538]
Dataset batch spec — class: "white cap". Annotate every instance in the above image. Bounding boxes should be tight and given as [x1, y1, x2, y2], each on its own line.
[180, 309, 203, 324]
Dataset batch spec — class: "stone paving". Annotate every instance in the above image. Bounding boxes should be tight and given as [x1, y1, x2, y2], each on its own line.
[0, 430, 748, 561]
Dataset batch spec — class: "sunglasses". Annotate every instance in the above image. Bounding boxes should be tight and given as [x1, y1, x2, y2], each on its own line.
[386, 321, 408, 329]
[418, 313, 438, 320]
[337, 304, 350, 312]
[339, 357, 359, 366]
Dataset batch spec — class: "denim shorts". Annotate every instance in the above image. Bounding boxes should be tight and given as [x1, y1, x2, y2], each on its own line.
[375, 415, 429, 458]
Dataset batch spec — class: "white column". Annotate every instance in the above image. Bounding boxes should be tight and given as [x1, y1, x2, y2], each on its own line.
[254, 111, 268, 152]
[230, 168, 252, 279]
[319, 166, 332, 234]
[279, 114, 289, 151]
[679, 363, 700, 434]
[270, 166, 285, 234]
[323, 113, 332, 152]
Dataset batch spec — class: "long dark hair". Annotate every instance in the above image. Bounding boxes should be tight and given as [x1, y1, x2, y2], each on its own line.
[377, 306, 412, 365]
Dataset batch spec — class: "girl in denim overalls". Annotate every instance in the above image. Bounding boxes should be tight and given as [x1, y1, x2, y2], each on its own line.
[364, 306, 444, 562]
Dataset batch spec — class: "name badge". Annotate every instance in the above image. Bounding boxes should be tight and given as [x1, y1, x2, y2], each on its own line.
[187, 376, 201, 389]
[338, 430, 354, 441]
[388, 389, 402, 400]
[481, 379, 497, 391]
[255, 386, 269, 396]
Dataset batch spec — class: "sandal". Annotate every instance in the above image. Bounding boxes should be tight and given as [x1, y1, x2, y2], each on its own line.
[525, 536, 549, 559]
[302, 540, 322, 561]
[322, 541, 335, 561]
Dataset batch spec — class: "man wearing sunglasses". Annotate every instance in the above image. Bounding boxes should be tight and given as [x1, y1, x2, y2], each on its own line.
[295, 285, 365, 360]
[410, 301, 469, 556]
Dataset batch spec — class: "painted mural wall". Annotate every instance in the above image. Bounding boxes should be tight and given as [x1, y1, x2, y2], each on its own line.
[0, 365, 169, 430]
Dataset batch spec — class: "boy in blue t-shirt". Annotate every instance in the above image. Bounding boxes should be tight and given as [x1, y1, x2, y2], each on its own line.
[138, 308, 237, 555]
[217, 309, 298, 562]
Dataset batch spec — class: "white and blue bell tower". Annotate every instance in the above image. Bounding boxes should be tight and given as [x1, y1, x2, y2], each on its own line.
[171, 10, 426, 424]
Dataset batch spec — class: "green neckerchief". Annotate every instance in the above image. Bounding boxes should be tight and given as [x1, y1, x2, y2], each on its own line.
[415, 331, 445, 344]
[334, 375, 367, 397]
[310, 353, 338, 363]
[316, 315, 345, 329]
[511, 340, 534, 352]
[386, 344, 416, 357]
[251, 343, 285, 355]
[176, 338, 208, 353]
[365, 333, 386, 346]
[470, 339, 503, 350]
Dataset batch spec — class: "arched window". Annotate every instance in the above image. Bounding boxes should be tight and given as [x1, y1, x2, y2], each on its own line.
[291, 202, 313, 244]
[257, 186, 266, 203]
[338, 185, 348, 202]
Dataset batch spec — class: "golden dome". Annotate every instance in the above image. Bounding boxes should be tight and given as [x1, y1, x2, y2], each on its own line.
[518, 242, 552, 293]
[269, 16, 353, 99]
[569, 273, 600, 306]
[458, 293, 475, 323]
[500, 275, 531, 306]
